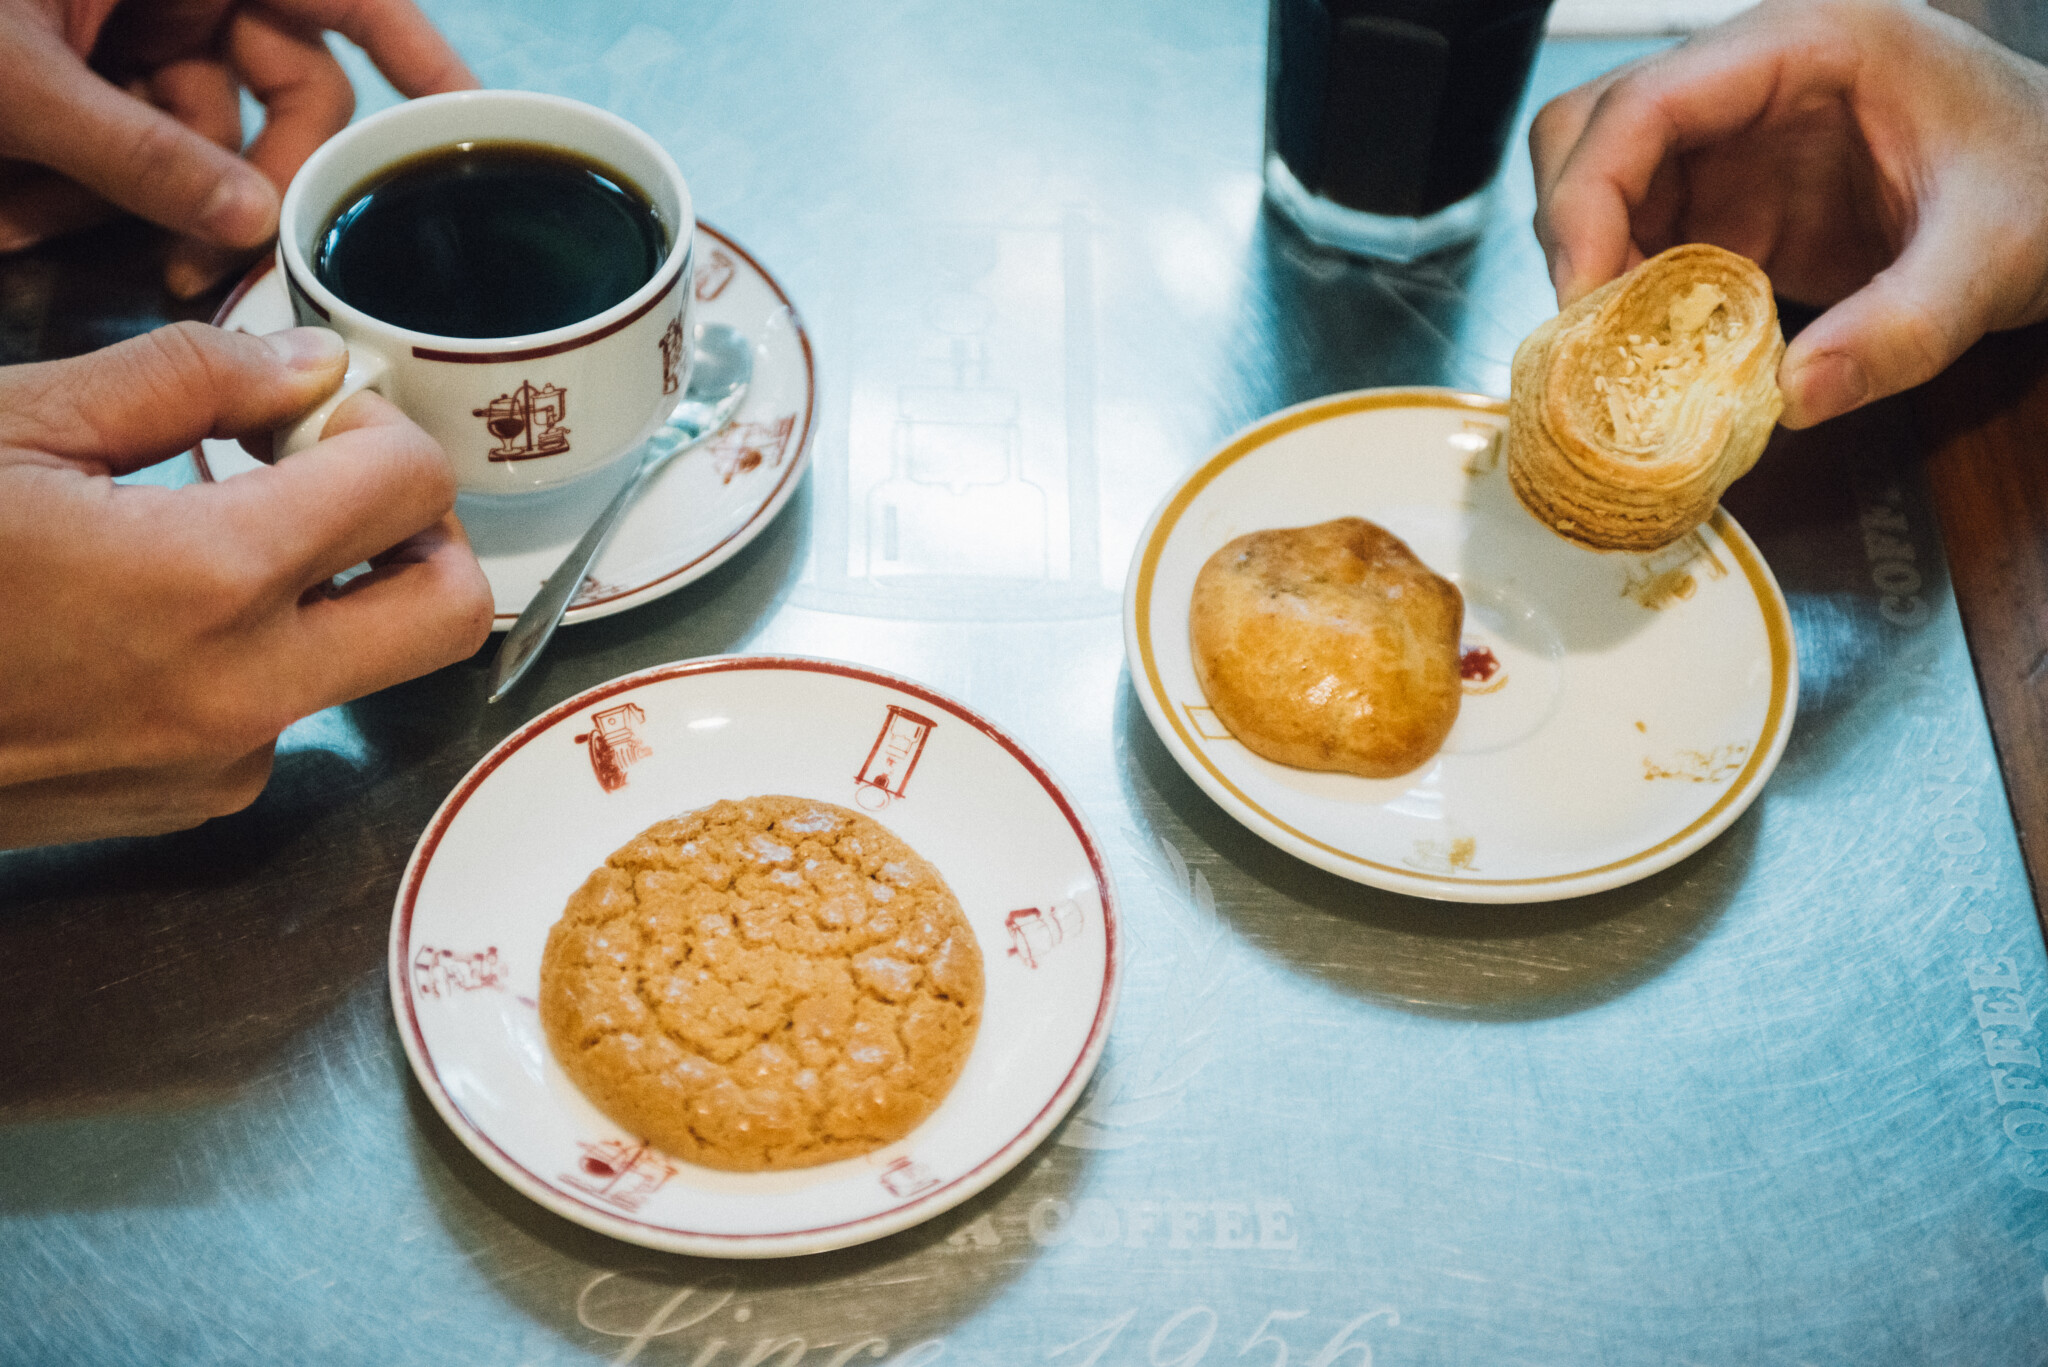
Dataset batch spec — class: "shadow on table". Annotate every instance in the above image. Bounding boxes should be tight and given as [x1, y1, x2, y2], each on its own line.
[1235, 203, 1494, 420]
[0, 478, 810, 1129]
[400, 1040, 1086, 1360]
[0, 742, 413, 1134]
[416, 469, 819, 738]
[1722, 391, 1953, 799]
[1114, 678, 1748, 1021]
[0, 216, 227, 366]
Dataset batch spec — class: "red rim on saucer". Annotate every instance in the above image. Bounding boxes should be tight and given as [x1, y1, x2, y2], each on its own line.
[389, 655, 1121, 1256]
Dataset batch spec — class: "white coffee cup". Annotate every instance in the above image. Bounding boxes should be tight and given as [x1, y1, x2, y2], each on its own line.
[275, 90, 695, 494]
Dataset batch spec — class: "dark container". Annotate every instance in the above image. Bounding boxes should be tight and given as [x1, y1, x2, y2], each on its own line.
[1266, 0, 1553, 254]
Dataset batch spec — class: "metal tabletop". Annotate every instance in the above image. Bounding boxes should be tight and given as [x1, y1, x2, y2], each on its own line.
[6, 4, 2048, 1363]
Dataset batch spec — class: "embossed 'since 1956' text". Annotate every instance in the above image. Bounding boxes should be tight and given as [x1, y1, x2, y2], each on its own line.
[573, 1274, 1401, 1367]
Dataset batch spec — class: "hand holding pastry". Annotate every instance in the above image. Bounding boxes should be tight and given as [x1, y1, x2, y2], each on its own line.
[1529, 0, 2048, 429]
[1509, 243, 1784, 553]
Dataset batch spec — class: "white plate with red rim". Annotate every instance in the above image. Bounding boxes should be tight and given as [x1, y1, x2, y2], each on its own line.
[196, 223, 815, 630]
[1123, 387, 1798, 904]
[391, 655, 1119, 1257]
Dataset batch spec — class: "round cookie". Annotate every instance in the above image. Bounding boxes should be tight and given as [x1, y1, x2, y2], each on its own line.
[540, 796, 984, 1172]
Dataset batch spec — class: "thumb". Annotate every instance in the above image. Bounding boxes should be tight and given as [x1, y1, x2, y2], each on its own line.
[0, 323, 348, 476]
[1778, 201, 2000, 428]
[0, 48, 276, 249]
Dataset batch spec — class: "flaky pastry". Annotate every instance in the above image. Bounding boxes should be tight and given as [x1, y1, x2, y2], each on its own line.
[1508, 243, 1784, 553]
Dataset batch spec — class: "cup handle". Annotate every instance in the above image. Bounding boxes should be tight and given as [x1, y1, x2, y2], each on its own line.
[273, 347, 392, 460]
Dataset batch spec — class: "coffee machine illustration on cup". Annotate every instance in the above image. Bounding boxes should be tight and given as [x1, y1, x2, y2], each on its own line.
[475, 379, 572, 461]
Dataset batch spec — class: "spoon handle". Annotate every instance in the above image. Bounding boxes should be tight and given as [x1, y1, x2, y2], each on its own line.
[485, 321, 754, 704]
[486, 457, 654, 703]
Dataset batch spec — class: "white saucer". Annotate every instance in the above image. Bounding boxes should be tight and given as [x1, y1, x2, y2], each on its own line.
[390, 656, 1120, 1257]
[198, 224, 815, 629]
[1123, 388, 1797, 904]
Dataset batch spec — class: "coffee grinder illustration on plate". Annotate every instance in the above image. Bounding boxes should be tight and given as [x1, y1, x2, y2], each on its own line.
[475, 379, 571, 460]
[574, 702, 652, 793]
[854, 704, 936, 809]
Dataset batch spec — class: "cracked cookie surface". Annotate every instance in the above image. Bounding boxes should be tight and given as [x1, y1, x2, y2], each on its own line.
[540, 796, 984, 1172]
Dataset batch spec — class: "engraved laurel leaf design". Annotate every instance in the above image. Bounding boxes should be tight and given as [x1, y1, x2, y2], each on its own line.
[1061, 829, 1232, 1149]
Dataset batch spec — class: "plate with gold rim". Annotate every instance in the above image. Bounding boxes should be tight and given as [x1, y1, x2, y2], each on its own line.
[195, 222, 814, 630]
[1122, 387, 1797, 904]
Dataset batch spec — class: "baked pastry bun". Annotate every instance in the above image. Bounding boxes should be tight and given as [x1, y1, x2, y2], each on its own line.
[1508, 243, 1784, 553]
[1190, 517, 1462, 779]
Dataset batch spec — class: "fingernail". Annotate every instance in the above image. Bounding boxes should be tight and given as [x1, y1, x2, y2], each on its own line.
[196, 172, 277, 248]
[1785, 351, 1871, 426]
[164, 261, 204, 298]
[165, 234, 248, 298]
[263, 326, 346, 371]
[164, 257, 221, 300]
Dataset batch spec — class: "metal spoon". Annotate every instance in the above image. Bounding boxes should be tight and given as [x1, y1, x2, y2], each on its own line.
[486, 322, 754, 702]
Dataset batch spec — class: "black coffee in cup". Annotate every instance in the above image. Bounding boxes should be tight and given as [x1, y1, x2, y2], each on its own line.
[312, 141, 667, 339]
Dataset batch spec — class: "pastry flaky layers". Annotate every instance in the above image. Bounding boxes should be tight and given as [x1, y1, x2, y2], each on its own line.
[1191, 517, 1464, 779]
[1508, 243, 1785, 553]
[541, 797, 984, 1172]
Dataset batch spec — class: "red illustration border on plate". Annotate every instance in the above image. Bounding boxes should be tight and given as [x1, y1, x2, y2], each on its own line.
[189, 223, 818, 624]
[391, 655, 1119, 1249]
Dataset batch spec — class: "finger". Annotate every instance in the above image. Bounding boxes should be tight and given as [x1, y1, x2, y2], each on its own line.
[147, 58, 246, 153]
[237, 421, 277, 466]
[1778, 196, 2005, 428]
[1630, 150, 1692, 260]
[1537, 74, 1663, 305]
[1530, 68, 1662, 305]
[1540, 27, 1851, 305]
[0, 742, 278, 848]
[1528, 76, 1605, 219]
[261, 0, 478, 96]
[202, 741, 281, 823]
[292, 512, 494, 707]
[0, 48, 278, 250]
[218, 389, 459, 584]
[90, 0, 244, 82]
[150, 17, 351, 298]
[365, 501, 477, 570]
[1528, 89, 1592, 200]
[0, 323, 347, 474]
[141, 57, 257, 296]
[164, 237, 259, 299]
[227, 6, 356, 194]
[0, 165, 118, 252]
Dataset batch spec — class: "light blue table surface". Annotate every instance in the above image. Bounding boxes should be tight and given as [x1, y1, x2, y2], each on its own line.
[4, 4, 2045, 1363]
